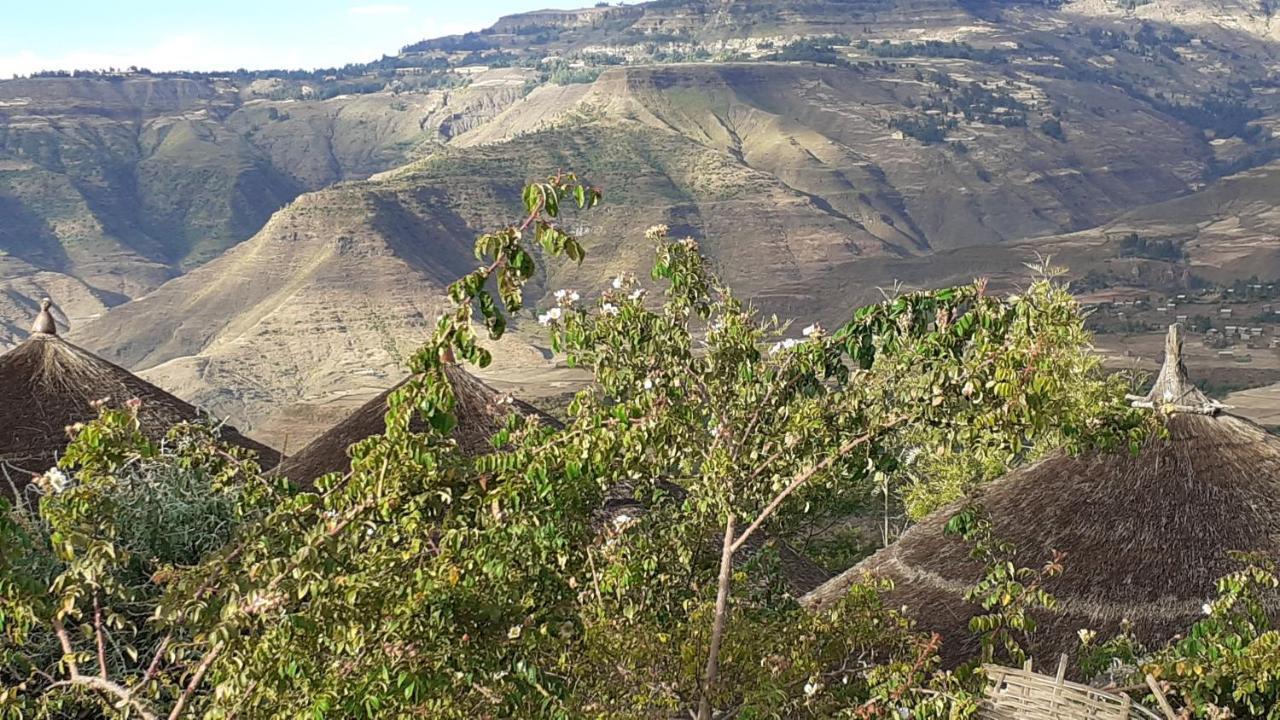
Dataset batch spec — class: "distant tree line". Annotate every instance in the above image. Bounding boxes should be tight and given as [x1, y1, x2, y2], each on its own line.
[1118, 233, 1183, 261]
[859, 39, 1011, 63]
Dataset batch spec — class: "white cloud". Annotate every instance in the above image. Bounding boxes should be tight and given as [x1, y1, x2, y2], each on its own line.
[349, 4, 411, 16]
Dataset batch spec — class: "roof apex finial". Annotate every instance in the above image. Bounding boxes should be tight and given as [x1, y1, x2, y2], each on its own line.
[31, 297, 57, 336]
[1130, 323, 1222, 415]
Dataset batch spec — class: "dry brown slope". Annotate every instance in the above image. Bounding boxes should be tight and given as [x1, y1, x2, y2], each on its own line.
[459, 62, 1211, 253]
[70, 120, 902, 432]
[0, 71, 536, 340]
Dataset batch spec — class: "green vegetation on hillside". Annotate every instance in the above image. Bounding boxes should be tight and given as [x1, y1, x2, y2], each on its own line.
[1118, 233, 1184, 261]
[860, 38, 1011, 63]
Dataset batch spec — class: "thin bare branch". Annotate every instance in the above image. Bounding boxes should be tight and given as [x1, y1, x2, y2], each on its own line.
[94, 592, 108, 680]
[167, 641, 224, 720]
[51, 614, 78, 676]
[141, 634, 171, 688]
[730, 418, 903, 555]
[47, 675, 160, 720]
[697, 515, 737, 720]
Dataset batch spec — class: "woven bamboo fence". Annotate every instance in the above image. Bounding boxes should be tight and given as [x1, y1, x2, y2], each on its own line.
[978, 656, 1168, 720]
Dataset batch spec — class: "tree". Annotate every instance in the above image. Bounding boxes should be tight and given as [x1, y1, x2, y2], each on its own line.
[3, 175, 1149, 718]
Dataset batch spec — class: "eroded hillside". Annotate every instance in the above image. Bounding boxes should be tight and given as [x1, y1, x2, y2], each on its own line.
[6, 0, 1280, 440]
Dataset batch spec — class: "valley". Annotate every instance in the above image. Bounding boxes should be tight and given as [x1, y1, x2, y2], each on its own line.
[2, 0, 1279, 445]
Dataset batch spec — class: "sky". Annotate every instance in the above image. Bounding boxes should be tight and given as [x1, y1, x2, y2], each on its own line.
[0, 1, 616, 78]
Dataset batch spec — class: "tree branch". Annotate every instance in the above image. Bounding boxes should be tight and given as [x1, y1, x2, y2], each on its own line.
[141, 634, 171, 688]
[167, 641, 224, 720]
[51, 614, 79, 676]
[730, 417, 904, 556]
[697, 515, 736, 720]
[94, 592, 108, 680]
[47, 675, 160, 720]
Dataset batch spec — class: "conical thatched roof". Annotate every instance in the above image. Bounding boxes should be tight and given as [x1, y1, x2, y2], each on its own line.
[275, 364, 558, 487]
[802, 325, 1280, 665]
[276, 364, 834, 595]
[0, 301, 280, 496]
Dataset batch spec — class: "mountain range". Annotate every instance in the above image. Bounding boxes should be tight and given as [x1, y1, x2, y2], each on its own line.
[3, 0, 1279, 446]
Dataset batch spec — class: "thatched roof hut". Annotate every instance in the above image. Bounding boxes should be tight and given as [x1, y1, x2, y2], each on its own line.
[277, 364, 833, 596]
[275, 364, 557, 487]
[1, 300, 280, 495]
[801, 324, 1280, 665]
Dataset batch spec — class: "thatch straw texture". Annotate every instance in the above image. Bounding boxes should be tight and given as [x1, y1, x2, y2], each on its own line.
[275, 365, 557, 487]
[0, 333, 280, 494]
[802, 325, 1280, 666]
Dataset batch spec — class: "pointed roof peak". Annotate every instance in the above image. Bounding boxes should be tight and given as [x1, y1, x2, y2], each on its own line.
[31, 297, 57, 336]
[1132, 323, 1224, 415]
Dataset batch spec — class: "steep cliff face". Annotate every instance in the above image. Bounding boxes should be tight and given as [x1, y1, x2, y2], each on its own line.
[1063, 0, 1280, 42]
[492, 5, 644, 33]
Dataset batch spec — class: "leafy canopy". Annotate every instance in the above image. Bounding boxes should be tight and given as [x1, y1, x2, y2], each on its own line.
[2, 176, 1155, 719]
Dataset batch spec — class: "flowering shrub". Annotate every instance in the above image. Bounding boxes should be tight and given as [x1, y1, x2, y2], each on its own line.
[1, 175, 1154, 718]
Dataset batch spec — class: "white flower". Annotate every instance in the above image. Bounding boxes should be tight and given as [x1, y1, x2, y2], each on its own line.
[44, 467, 69, 493]
[601, 303, 620, 317]
[538, 307, 563, 326]
[629, 287, 646, 301]
[710, 425, 721, 438]
[612, 512, 633, 528]
[769, 338, 801, 355]
[802, 323, 823, 338]
[897, 707, 911, 719]
[554, 288, 580, 305]
[645, 224, 669, 241]
[1077, 628, 1096, 645]
[643, 378, 653, 390]
[804, 680, 818, 697]
[612, 275, 625, 290]
[1202, 603, 1213, 616]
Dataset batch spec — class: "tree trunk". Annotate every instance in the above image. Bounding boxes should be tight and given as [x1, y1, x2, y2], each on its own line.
[697, 515, 736, 720]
